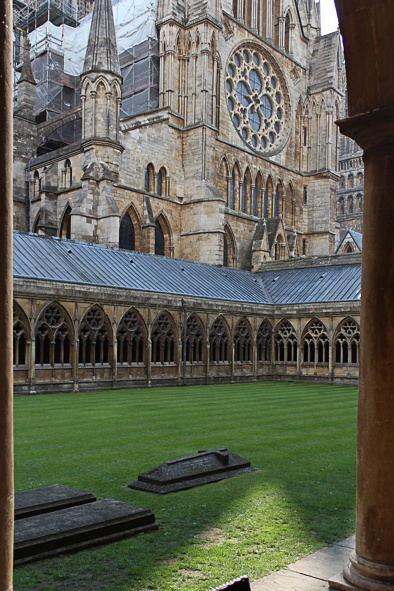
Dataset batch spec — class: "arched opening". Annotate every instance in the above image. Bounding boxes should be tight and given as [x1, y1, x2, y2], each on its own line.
[79, 305, 111, 366]
[117, 309, 146, 365]
[284, 12, 291, 53]
[60, 205, 72, 239]
[35, 303, 73, 366]
[223, 225, 236, 268]
[155, 214, 172, 257]
[145, 163, 155, 193]
[234, 318, 252, 363]
[151, 312, 176, 364]
[157, 166, 167, 196]
[209, 317, 229, 363]
[119, 214, 135, 251]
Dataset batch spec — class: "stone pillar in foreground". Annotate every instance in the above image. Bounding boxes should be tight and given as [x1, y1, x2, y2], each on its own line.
[0, 0, 14, 587]
[330, 107, 394, 591]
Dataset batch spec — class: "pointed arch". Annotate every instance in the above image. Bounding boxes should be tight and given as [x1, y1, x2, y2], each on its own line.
[13, 301, 30, 367]
[155, 212, 172, 257]
[274, 232, 287, 260]
[33, 170, 41, 199]
[157, 166, 167, 196]
[264, 175, 273, 217]
[257, 319, 272, 362]
[219, 156, 230, 202]
[242, 167, 252, 214]
[273, 180, 283, 217]
[334, 317, 360, 365]
[35, 301, 74, 366]
[284, 10, 292, 53]
[145, 162, 155, 193]
[223, 224, 237, 268]
[184, 313, 205, 364]
[119, 204, 142, 252]
[117, 308, 147, 365]
[78, 304, 112, 366]
[234, 317, 253, 363]
[274, 319, 298, 363]
[301, 318, 329, 364]
[209, 316, 230, 363]
[232, 161, 241, 210]
[285, 183, 294, 227]
[254, 170, 263, 217]
[60, 204, 72, 239]
[151, 310, 177, 364]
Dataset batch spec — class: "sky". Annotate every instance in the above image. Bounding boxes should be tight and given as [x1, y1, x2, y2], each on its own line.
[319, 0, 339, 34]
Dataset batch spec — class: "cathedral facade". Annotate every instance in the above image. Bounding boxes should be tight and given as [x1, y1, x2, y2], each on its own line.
[13, 0, 345, 270]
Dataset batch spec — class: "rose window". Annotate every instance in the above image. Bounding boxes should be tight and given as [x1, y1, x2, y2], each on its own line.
[226, 46, 290, 154]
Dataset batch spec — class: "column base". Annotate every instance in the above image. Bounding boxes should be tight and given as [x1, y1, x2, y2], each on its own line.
[329, 552, 394, 591]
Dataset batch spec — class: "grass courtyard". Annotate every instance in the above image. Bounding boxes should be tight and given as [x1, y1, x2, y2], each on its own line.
[13, 382, 357, 591]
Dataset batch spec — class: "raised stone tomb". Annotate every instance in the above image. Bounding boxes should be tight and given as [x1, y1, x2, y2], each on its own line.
[128, 448, 256, 494]
[15, 484, 96, 519]
[14, 499, 158, 565]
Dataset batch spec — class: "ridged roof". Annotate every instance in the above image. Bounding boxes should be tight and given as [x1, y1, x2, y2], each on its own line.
[13, 232, 361, 306]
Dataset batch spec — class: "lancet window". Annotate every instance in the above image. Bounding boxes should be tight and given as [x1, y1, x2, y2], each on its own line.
[234, 319, 252, 362]
[257, 320, 272, 362]
[79, 306, 110, 365]
[35, 303, 72, 366]
[117, 310, 145, 364]
[184, 314, 203, 363]
[275, 319, 297, 362]
[13, 307, 28, 367]
[302, 319, 329, 364]
[335, 318, 360, 364]
[151, 312, 176, 364]
[209, 317, 229, 363]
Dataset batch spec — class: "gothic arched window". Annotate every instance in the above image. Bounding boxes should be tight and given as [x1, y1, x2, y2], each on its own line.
[60, 205, 72, 239]
[13, 305, 29, 367]
[146, 163, 155, 192]
[234, 318, 252, 363]
[334, 318, 360, 365]
[151, 312, 176, 364]
[184, 314, 203, 363]
[275, 319, 297, 363]
[155, 219, 165, 256]
[302, 319, 329, 364]
[209, 317, 229, 363]
[117, 309, 145, 364]
[79, 306, 111, 365]
[119, 214, 135, 251]
[229, 169, 235, 209]
[257, 320, 272, 362]
[35, 303, 72, 366]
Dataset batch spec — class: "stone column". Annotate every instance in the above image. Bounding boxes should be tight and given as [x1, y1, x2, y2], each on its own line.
[0, 0, 14, 585]
[330, 107, 394, 591]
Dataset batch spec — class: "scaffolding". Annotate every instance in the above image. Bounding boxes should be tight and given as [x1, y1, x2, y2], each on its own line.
[14, 0, 160, 153]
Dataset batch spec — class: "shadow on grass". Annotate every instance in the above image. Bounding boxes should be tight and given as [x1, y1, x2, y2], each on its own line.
[13, 382, 357, 591]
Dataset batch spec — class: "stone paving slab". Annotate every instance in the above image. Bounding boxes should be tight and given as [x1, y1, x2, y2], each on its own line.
[288, 544, 353, 581]
[251, 537, 355, 591]
[15, 484, 96, 519]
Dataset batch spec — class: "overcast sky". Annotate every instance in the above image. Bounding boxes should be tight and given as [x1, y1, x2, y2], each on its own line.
[319, 0, 339, 34]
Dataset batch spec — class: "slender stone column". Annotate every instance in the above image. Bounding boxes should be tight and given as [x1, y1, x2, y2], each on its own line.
[0, 0, 14, 586]
[331, 107, 394, 591]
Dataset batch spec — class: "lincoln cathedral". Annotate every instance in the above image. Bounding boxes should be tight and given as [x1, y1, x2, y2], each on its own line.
[11, 0, 362, 393]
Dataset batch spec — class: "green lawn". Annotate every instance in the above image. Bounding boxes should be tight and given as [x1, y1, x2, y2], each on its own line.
[13, 382, 357, 591]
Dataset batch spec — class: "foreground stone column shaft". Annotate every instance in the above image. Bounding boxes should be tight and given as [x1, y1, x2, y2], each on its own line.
[339, 110, 394, 590]
[0, 0, 14, 587]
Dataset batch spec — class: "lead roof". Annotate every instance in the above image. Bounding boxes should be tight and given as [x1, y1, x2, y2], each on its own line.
[13, 232, 361, 306]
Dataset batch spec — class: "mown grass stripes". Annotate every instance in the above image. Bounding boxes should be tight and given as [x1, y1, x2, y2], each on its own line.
[14, 382, 357, 591]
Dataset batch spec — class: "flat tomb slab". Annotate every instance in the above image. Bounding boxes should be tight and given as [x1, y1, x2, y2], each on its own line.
[128, 448, 257, 494]
[15, 484, 96, 519]
[14, 499, 158, 565]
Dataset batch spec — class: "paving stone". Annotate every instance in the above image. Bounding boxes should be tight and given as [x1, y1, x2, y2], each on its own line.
[251, 569, 329, 591]
[288, 545, 352, 581]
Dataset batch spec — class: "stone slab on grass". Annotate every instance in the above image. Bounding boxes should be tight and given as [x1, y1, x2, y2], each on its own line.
[129, 448, 256, 494]
[15, 484, 96, 519]
[15, 499, 158, 565]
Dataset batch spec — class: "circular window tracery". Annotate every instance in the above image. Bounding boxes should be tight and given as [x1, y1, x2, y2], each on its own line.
[226, 45, 290, 155]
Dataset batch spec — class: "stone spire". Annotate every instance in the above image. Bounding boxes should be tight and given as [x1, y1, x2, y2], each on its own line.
[82, 0, 121, 77]
[18, 40, 36, 85]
